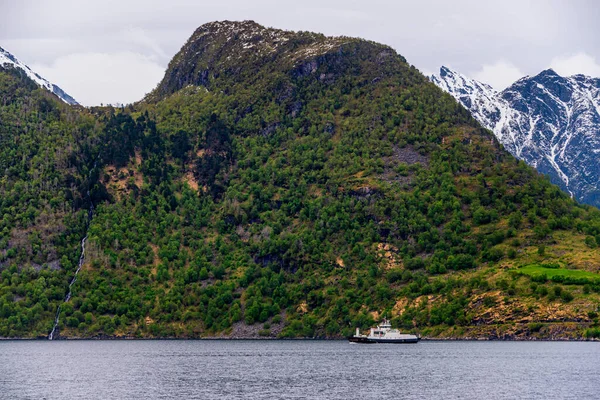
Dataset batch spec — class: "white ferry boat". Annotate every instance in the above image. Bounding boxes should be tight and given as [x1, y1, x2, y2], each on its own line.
[348, 318, 420, 344]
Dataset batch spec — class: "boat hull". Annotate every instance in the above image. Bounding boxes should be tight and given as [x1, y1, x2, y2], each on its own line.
[348, 336, 420, 344]
[348, 336, 376, 344]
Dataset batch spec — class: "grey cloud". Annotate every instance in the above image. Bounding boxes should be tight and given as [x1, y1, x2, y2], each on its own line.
[1, 0, 597, 104]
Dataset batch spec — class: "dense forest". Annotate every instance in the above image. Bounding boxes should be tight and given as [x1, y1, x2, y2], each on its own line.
[1, 21, 600, 339]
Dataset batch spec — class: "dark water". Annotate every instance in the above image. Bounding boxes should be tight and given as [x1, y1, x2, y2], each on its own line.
[1, 340, 598, 399]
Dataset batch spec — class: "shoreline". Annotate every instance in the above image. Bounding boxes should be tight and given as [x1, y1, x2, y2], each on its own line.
[1, 336, 597, 342]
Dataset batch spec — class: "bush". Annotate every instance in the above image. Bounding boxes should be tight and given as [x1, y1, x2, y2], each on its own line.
[584, 328, 600, 339]
[483, 296, 496, 307]
[529, 283, 538, 293]
[539, 263, 560, 269]
[585, 236, 597, 248]
[534, 224, 551, 240]
[560, 291, 574, 302]
[473, 207, 493, 225]
[199, 267, 209, 280]
[537, 245, 546, 256]
[583, 285, 591, 294]
[386, 269, 403, 283]
[528, 322, 543, 332]
[405, 257, 425, 271]
[531, 273, 548, 283]
[482, 248, 504, 262]
[447, 254, 476, 270]
[553, 286, 562, 296]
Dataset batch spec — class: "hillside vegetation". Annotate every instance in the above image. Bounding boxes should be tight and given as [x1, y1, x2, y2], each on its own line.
[1, 21, 600, 339]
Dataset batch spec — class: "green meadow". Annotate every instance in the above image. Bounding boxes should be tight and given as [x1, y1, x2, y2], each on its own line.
[517, 264, 600, 284]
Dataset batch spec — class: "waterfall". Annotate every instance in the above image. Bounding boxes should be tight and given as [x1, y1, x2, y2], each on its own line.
[49, 166, 96, 340]
[48, 236, 89, 340]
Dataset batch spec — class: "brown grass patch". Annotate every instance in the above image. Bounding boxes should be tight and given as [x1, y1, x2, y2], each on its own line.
[296, 301, 308, 314]
[182, 171, 199, 191]
[105, 152, 143, 199]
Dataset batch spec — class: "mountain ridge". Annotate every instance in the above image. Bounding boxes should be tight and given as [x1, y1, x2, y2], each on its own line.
[0, 46, 78, 105]
[431, 66, 600, 206]
[145, 20, 403, 103]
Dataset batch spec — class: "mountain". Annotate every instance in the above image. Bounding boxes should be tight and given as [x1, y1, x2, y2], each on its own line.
[2, 21, 600, 341]
[0, 46, 78, 105]
[431, 66, 600, 207]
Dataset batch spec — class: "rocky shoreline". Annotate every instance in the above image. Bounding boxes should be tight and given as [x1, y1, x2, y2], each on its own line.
[1, 334, 597, 341]
[2, 321, 597, 341]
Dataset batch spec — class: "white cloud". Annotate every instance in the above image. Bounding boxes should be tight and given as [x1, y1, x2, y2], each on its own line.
[31, 52, 165, 106]
[471, 60, 525, 90]
[550, 53, 600, 77]
[419, 68, 434, 79]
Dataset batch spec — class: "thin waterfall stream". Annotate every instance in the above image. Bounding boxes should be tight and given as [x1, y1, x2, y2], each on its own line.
[49, 163, 97, 340]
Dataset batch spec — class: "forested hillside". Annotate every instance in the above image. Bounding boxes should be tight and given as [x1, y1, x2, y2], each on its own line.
[1, 21, 600, 340]
[0, 66, 102, 336]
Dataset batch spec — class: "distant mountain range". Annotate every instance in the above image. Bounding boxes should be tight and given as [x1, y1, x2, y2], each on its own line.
[431, 66, 600, 207]
[0, 45, 78, 105]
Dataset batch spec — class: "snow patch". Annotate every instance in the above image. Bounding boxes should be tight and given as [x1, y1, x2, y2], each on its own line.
[431, 66, 600, 206]
[0, 46, 78, 105]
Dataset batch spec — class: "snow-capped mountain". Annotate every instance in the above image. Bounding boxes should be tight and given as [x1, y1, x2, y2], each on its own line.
[0, 46, 78, 105]
[431, 66, 600, 208]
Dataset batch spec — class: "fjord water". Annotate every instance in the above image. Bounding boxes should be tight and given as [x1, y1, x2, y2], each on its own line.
[1, 340, 598, 399]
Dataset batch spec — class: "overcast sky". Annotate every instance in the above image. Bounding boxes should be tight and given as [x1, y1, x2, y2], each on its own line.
[1, 0, 598, 106]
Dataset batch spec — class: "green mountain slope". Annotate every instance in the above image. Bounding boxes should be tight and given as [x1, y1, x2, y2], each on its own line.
[0, 65, 103, 336]
[2, 21, 600, 339]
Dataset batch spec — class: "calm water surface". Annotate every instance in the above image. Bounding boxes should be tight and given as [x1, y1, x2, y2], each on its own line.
[1, 340, 598, 399]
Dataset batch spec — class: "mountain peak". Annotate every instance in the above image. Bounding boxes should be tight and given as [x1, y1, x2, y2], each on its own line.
[535, 68, 561, 79]
[196, 20, 267, 34]
[188, 20, 276, 43]
[182, 19, 306, 56]
[431, 66, 495, 95]
[147, 21, 397, 102]
[439, 65, 457, 77]
[432, 65, 600, 207]
[0, 46, 78, 105]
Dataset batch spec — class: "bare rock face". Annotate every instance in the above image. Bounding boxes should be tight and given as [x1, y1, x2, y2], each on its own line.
[146, 20, 403, 104]
[432, 66, 600, 207]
